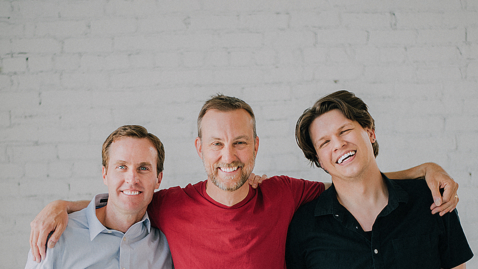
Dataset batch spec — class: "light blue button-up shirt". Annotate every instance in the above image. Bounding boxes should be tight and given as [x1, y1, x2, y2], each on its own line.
[25, 193, 173, 269]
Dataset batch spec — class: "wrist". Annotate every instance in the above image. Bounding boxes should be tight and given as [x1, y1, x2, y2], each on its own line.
[53, 200, 70, 213]
[420, 162, 437, 177]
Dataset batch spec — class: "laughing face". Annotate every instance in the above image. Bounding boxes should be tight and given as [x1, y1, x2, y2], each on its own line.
[195, 109, 258, 192]
[102, 137, 162, 217]
[309, 109, 376, 181]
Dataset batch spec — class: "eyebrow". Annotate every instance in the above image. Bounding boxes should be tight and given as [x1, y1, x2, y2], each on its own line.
[233, 135, 250, 141]
[113, 160, 152, 167]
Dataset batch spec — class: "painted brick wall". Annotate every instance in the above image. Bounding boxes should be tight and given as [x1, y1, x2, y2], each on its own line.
[1, 0, 477, 267]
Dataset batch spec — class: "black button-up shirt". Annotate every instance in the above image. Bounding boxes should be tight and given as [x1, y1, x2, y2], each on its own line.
[286, 174, 473, 269]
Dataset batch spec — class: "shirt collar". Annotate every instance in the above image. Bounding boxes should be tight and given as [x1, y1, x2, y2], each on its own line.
[314, 173, 409, 218]
[86, 193, 152, 241]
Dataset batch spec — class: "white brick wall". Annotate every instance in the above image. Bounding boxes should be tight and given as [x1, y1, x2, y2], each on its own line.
[1, 0, 477, 267]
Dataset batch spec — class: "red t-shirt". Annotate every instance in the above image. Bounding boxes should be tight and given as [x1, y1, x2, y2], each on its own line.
[148, 175, 325, 269]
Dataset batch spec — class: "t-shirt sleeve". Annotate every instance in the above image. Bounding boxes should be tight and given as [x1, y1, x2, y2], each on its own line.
[439, 209, 474, 267]
[148, 189, 168, 230]
[281, 176, 325, 211]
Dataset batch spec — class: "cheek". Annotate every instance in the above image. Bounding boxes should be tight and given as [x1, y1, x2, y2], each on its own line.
[203, 149, 219, 159]
[317, 149, 330, 166]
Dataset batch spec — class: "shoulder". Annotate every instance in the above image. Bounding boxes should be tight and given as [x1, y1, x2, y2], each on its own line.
[392, 178, 428, 191]
[66, 208, 89, 230]
[154, 181, 204, 198]
[389, 179, 438, 217]
[288, 199, 317, 228]
[262, 175, 323, 188]
[258, 175, 301, 193]
[392, 179, 431, 197]
[152, 184, 195, 204]
[149, 182, 205, 215]
[294, 198, 317, 218]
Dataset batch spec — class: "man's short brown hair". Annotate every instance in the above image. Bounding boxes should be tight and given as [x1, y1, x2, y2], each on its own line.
[295, 90, 379, 169]
[102, 125, 165, 175]
[197, 94, 257, 138]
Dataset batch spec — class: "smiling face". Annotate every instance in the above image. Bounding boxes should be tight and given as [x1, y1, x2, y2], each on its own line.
[310, 109, 376, 181]
[102, 137, 162, 218]
[195, 109, 259, 192]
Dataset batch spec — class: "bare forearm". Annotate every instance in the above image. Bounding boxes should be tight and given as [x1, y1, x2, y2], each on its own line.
[383, 163, 433, 180]
[64, 200, 89, 214]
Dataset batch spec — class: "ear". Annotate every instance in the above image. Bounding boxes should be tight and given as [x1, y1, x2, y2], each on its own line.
[195, 137, 202, 158]
[155, 171, 163, 190]
[102, 166, 108, 186]
[253, 136, 259, 157]
[366, 127, 376, 143]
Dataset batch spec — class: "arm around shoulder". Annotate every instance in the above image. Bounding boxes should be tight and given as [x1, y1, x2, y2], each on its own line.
[29, 199, 89, 263]
[383, 162, 458, 215]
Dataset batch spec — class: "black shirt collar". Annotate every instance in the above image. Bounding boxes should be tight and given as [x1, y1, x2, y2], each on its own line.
[314, 173, 409, 218]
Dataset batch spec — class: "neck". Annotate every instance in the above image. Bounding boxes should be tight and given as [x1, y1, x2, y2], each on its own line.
[332, 166, 388, 231]
[96, 206, 145, 233]
[205, 179, 250, 207]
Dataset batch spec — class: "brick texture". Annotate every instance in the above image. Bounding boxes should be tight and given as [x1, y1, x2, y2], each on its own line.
[1, 0, 477, 268]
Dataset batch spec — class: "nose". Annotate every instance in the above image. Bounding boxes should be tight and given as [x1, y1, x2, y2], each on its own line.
[332, 135, 346, 152]
[221, 144, 236, 163]
[125, 169, 139, 184]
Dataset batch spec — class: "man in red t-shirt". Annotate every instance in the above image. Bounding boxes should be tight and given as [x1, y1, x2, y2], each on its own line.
[29, 95, 459, 269]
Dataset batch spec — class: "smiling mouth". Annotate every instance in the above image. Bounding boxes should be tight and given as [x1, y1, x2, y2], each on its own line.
[122, 190, 141, 196]
[219, 166, 239, 173]
[337, 151, 356, 164]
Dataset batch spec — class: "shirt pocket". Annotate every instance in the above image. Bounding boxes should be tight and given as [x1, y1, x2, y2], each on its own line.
[392, 233, 440, 268]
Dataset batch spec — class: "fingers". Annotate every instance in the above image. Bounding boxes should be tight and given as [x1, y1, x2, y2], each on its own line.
[36, 226, 48, 262]
[30, 222, 40, 262]
[431, 183, 459, 216]
[427, 179, 443, 207]
[248, 173, 268, 188]
[431, 195, 458, 216]
[48, 226, 64, 249]
[441, 181, 459, 204]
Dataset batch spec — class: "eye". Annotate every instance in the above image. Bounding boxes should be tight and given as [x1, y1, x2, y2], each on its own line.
[341, 129, 352, 135]
[319, 140, 329, 148]
[118, 165, 126, 170]
[139, 166, 149, 171]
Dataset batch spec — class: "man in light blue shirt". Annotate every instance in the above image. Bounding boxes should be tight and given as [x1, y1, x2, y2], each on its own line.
[25, 125, 173, 269]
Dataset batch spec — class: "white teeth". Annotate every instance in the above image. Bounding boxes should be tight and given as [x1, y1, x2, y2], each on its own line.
[337, 151, 355, 164]
[123, 190, 140, 195]
[220, 167, 238, 173]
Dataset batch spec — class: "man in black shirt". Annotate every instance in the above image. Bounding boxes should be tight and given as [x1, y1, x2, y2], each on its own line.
[287, 90, 473, 269]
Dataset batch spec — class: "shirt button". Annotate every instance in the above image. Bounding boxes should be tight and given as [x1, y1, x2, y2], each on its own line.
[335, 214, 339, 218]
[123, 238, 126, 241]
[374, 249, 378, 254]
[355, 226, 359, 229]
